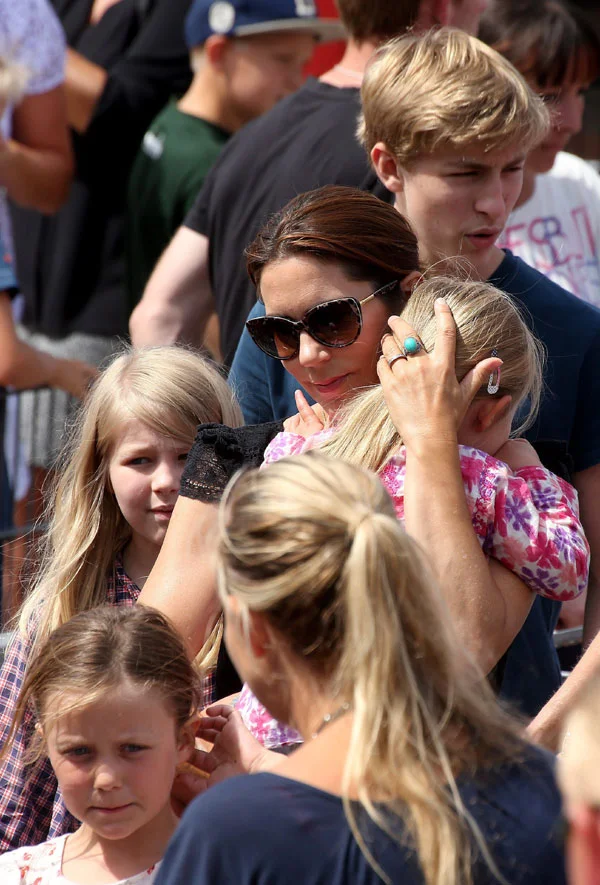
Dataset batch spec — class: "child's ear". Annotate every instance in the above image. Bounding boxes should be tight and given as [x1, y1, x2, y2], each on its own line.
[204, 34, 231, 70]
[400, 271, 422, 294]
[472, 395, 513, 432]
[177, 721, 196, 764]
[371, 143, 405, 194]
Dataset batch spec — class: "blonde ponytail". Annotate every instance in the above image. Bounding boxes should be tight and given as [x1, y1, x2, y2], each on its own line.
[218, 452, 522, 885]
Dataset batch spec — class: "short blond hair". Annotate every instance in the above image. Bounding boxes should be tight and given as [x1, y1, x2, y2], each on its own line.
[358, 28, 550, 166]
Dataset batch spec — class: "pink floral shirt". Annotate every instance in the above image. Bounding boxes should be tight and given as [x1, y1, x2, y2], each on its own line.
[237, 429, 590, 749]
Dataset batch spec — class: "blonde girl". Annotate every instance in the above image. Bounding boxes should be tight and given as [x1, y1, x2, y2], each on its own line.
[0, 345, 242, 851]
[240, 277, 589, 748]
[0, 605, 200, 884]
[156, 452, 566, 885]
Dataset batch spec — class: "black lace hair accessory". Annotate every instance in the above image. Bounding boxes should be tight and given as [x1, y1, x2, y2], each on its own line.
[180, 421, 283, 503]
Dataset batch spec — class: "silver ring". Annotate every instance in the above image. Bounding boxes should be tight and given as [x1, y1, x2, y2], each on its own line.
[387, 352, 407, 368]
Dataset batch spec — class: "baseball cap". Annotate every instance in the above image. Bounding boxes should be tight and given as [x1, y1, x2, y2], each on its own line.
[185, 0, 345, 48]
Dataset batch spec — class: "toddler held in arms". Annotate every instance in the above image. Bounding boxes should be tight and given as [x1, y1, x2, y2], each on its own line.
[240, 276, 590, 747]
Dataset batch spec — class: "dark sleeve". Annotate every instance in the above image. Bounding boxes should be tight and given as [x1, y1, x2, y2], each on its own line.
[75, 0, 192, 190]
[571, 327, 600, 473]
[180, 422, 283, 502]
[183, 162, 217, 236]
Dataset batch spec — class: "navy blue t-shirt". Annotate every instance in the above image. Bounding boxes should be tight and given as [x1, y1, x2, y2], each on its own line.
[156, 751, 565, 885]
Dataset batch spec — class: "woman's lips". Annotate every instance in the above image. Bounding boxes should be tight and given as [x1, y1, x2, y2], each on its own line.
[311, 374, 349, 396]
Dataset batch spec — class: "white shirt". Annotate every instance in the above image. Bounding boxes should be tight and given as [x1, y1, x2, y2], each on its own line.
[499, 152, 600, 309]
[0, 835, 162, 884]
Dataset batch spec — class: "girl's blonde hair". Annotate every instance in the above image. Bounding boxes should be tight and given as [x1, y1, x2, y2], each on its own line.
[217, 452, 525, 885]
[19, 346, 242, 650]
[322, 276, 545, 472]
[2, 605, 202, 767]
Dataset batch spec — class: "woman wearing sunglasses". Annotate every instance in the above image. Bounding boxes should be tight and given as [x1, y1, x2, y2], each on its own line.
[139, 185, 534, 707]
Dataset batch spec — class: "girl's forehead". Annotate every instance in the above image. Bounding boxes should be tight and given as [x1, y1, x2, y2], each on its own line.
[43, 681, 171, 731]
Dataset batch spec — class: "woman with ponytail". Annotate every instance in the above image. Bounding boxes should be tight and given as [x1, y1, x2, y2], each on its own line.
[156, 451, 565, 885]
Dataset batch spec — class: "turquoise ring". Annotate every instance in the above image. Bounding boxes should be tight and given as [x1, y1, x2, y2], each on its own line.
[403, 336, 422, 356]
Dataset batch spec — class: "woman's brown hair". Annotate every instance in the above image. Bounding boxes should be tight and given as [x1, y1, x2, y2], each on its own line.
[245, 185, 420, 308]
[479, 0, 600, 88]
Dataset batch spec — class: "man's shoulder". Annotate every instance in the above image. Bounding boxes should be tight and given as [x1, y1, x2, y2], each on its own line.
[492, 250, 600, 332]
[218, 79, 359, 151]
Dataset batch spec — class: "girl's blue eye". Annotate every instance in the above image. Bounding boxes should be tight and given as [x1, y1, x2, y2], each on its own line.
[129, 456, 150, 465]
[122, 744, 147, 754]
[66, 746, 91, 758]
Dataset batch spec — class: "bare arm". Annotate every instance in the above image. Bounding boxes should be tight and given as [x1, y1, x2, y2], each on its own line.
[137, 495, 221, 657]
[1, 87, 73, 213]
[379, 303, 533, 674]
[0, 294, 97, 395]
[129, 227, 215, 349]
[578, 464, 600, 646]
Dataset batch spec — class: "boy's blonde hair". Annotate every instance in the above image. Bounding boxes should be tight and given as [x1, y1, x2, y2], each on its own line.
[358, 28, 550, 166]
[321, 276, 545, 472]
[0, 58, 29, 106]
[19, 346, 242, 651]
[218, 451, 524, 885]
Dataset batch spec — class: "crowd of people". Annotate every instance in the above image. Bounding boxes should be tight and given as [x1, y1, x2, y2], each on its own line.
[0, 0, 600, 883]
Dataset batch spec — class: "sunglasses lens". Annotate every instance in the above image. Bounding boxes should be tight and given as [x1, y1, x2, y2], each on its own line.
[247, 318, 299, 360]
[308, 299, 361, 347]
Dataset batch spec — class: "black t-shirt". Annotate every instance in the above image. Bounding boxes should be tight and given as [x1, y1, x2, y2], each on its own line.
[184, 78, 392, 365]
[10, 0, 192, 339]
[156, 754, 566, 885]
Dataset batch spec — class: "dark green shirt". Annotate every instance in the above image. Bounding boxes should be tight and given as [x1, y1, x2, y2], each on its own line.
[126, 101, 230, 306]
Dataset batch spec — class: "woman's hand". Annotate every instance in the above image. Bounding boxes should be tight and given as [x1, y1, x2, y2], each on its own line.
[171, 704, 282, 814]
[378, 299, 502, 455]
[283, 390, 327, 438]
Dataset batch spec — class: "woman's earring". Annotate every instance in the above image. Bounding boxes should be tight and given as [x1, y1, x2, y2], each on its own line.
[487, 348, 500, 395]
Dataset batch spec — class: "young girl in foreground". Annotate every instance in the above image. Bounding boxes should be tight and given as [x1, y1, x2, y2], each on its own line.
[0, 346, 242, 851]
[239, 276, 590, 747]
[0, 606, 200, 884]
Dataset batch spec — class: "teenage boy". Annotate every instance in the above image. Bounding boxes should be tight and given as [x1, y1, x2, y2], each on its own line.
[129, 0, 486, 366]
[361, 28, 600, 735]
[126, 0, 340, 306]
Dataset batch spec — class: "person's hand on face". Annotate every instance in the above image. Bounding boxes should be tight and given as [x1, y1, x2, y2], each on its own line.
[283, 390, 327, 438]
[378, 298, 503, 454]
